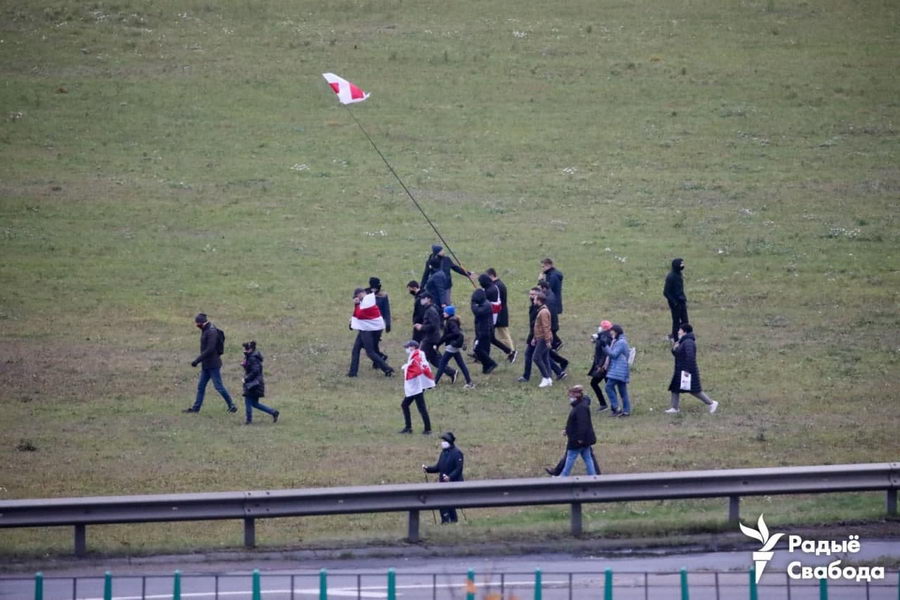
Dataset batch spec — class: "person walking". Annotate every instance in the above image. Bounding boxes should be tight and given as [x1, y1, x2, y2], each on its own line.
[424, 259, 451, 308]
[478, 273, 515, 362]
[470, 288, 498, 374]
[422, 431, 465, 523]
[434, 306, 475, 389]
[415, 294, 457, 381]
[604, 324, 632, 416]
[399, 340, 434, 434]
[368, 276, 391, 367]
[240, 341, 279, 425]
[665, 323, 719, 414]
[421, 245, 472, 305]
[664, 258, 688, 340]
[184, 313, 237, 414]
[407, 280, 427, 343]
[538, 280, 569, 377]
[531, 292, 555, 388]
[560, 385, 598, 476]
[347, 288, 394, 378]
[539, 258, 564, 348]
[588, 320, 613, 412]
[544, 385, 601, 476]
[486, 268, 517, 363]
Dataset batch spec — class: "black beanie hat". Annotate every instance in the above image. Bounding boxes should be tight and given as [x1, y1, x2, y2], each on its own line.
[195, 313, 208, 324]
[369, 276, 381, 290]
[440, 431, 456, 445]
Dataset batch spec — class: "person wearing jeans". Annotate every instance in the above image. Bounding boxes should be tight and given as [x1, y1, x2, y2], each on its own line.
[604, 324, 632, 417]
[560, 386, 598, 476]
[185, 313, 236, 414]
[531, 292, 554, 388]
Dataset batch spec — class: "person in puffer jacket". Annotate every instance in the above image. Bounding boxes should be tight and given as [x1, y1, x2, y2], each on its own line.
[241, 341, 279, 425]
[604, 324, 632, 417]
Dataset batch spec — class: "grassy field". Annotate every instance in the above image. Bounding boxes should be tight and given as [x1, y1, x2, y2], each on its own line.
[0, 0, 898, 556]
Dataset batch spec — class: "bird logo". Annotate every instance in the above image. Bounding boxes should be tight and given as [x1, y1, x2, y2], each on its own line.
[740, 513, 784, 583]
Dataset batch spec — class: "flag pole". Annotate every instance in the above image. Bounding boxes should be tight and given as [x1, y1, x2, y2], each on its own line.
[342, 105, 475, 286]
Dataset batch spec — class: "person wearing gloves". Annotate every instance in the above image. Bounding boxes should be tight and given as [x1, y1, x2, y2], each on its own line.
[399, 340, 434, 435]
[240, 341, 279, 425]
[422, 431, 465, 524]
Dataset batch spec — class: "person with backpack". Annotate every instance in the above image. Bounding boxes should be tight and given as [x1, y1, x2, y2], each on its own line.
[240, 341, 279, 424]
[184, 313, 237, 414]
[604, 324, 632, 417]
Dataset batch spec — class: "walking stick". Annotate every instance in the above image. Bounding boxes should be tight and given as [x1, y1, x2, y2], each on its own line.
[424, 473, 438, 525]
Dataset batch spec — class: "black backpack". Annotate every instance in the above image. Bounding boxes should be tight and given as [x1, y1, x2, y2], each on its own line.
[215, 327, 225, 355]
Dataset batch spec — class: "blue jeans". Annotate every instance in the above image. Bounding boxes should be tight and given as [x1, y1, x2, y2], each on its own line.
[605, 379, 630, 414]
[193, 367, 234, 411]
[561, 447, 597, 476]
[435, 351, 471, 384]
[244, 396, 277, 423]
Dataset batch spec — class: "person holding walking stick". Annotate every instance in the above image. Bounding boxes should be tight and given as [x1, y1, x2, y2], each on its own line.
[422, 431, 465, 524]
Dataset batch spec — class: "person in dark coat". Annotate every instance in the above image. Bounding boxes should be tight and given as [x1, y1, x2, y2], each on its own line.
[422, 431, 465, 523]
[664, 258, 688, 340]
[470, 288, 498, 374]
[434, 306, 474, 388]
[407, 280, 427, 342]
[368, 277, 391, 368]
[184, 313, 237, 414]
[424, 261, 451, 308]
[538, 280, 569, 377]
[486, 268, 517, 362]
[240, 341, 279, 424]
[415, 294, 457, 381]
[478, 273, 515, 361]
[545, 386, 601, 476]
[560, 386, 598, 476]
[665, 323, 719, 414]
[539, 258, 565, 350]
[421, 245, 472, 305]
[588, 320, 613, 412]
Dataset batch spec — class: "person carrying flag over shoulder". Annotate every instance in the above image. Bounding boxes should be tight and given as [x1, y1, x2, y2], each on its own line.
[347, 287, 394, 378]
[398, 340, 434, 435]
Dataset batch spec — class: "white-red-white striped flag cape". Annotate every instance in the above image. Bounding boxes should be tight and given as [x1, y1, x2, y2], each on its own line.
[351, 292, 385, 331]
[403, 348, 435, 397]
[323, 73, 370, 105]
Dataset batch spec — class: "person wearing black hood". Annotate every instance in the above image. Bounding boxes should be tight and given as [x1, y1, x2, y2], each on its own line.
[421, 244, 472, 306]
[470, 287, 498, 374]
[368, 276, 391, 367]
[407, 280, 427, 342]
[486, 268, 517, 363]
[240, 341, 279, 424]
[664, 258, 688, 340]
[664, 324, 719, 414]
[422, 431, 464, 523]
[478, 273, 515, 361]
[415, 294, 457, 381]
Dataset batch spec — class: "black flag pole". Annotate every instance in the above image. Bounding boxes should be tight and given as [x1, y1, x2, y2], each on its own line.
[343, 105, 476, 287]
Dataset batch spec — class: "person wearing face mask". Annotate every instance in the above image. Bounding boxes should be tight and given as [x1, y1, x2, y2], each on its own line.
[347, 288, 394, 378]
[434, 306, 475, 389]
[422, 431, 465, 523]
[559, 385, 598, 476]
[421, 244, 473, 306]
[415, 293, 457, 382]
[240, 341, 279, 425]
[184, 313, 237, 414]
[470, 287, 498, 374]
[406, 280, 427, 342]
[367, 276, 391, 367]
[399, 340, 434, 434]
[545, 385, 601, 476]
[664, 258, 688, 341]
[605, 324, 632, 417]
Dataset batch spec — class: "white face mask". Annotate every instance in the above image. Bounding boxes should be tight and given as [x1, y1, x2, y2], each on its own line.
[440, 441, 451, 449]
[405, 347, 413, 355]
[569, 396, 577, 404]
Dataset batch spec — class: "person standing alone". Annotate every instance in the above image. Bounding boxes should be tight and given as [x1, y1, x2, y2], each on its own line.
[664, 258, 688, 340]
[184, 313, 237, 414]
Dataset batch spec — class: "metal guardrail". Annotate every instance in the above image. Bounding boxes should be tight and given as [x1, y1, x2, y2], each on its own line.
[1, 462, 897, 555]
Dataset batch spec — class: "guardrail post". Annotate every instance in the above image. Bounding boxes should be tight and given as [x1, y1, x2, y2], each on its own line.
[570, 502, 583, 536]
[887, 490, 897, 516]
[466, 568, 475, 600]
[244, 517, 256, 547]
[33, 572, 43, 600]
[533, 568, 541, 600]
[103, 571, 112, 600]
[679, 568, 689, 600]
[748, 567, 757, 600]
[252, 569, 261, 600]
[319, 568, 327, 600]
[818, 578, 828, 599]
[603, 568, 612, 600]
[74, 524, 86, 556]
[387, 568, 396, 600]
[173, 570, 181, 600]
[728, 496, 740, 525]
[407, 510, 420, 542]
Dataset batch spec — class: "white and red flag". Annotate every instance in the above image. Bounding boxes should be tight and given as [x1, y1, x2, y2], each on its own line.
[403, 348, 435, 397]
[323, 72, 370, 105]
[351, 292, 385, 331]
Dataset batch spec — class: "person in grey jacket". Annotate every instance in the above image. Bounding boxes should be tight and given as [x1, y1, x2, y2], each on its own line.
[184, 313, 237, 414]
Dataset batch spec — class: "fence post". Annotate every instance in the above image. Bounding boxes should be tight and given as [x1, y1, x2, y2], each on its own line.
[244, 517, 256, 547]
[319, 569, 327, 600]
[74, 524, 87, 556]
[680, 568, 689, 600]
[466, 569, 476, 600]
[748, 568, 757, 600]
[818, 578, 828, 600]
[728, 496, 740, 525]
[173, 570, 181, 600]
[533, 568, 542, 600]
[103, 571, 112, 600]
[387, 568, 396, 600]
[33, 572, 43, 600]
[252, 569, 261, 600]
[887, 490, 897, 516]
[407, 510, 420, 542]
[603, 568, 612, 600]
[570, 502, 583, 536]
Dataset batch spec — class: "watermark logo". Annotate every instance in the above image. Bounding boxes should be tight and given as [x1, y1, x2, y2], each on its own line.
[739, 513, 784, 583]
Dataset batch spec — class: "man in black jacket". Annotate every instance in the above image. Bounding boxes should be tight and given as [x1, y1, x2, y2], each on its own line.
[560, 386, 598, 476]
[470, 288, 498, 374]
[184, 313, 237, 414]
[486, 268, 517, 363]
[422, 431, 465, 523]
[368, 276, 391, 367]
[407, 280, 427, 342]
[421, 245, 472, 306]
[664, 258, 688, 340]
[478, 273, 515, 362]
[539, 258, 564, 349]
[415, 294, 457, 382]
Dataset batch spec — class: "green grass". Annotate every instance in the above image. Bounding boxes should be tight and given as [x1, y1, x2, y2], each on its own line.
[0, 0, 898, 556]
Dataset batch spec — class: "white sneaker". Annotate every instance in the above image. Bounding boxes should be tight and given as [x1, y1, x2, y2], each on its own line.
[538, 377, 553, 388]
[709, 401, 719, 414]
[664, 407, 680, 414]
